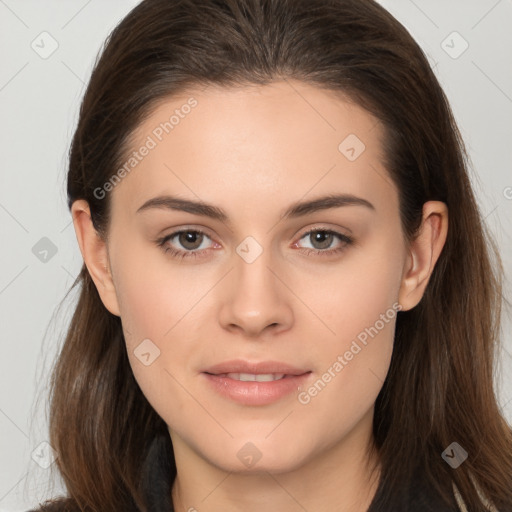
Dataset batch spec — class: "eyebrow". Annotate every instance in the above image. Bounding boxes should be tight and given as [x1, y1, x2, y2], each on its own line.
[136, 193, 375, 222]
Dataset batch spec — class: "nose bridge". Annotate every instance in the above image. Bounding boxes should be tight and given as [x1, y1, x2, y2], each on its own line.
[218, 234, 293, 334]
[234, 234, 280, 306]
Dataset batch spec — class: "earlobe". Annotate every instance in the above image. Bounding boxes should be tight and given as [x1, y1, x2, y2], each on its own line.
[71, 200, 121, 317]
[398, 201, 448, 311]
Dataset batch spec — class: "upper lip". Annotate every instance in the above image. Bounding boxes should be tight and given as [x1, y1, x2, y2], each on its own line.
[203, 359, 311, 376]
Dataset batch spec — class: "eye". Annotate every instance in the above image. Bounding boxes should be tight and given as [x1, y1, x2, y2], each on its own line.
[156, 226, 354, 261]
[156, 229, 216, 261]
[294, 228, 354, 257]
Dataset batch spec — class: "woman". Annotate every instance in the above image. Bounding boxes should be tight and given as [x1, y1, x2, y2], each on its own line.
[30, 0, 512, 510]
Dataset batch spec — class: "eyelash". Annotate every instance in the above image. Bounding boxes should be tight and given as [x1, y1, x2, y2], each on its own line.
[155, 227, 354, 261]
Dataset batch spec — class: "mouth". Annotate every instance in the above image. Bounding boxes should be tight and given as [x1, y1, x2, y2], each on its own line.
[201, 360, 313, 405]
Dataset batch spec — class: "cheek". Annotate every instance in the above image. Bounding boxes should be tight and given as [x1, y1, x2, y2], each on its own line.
[291, 235, 401, 420]
[111, 249, 214, 413]
[292, 298, 397, 461]
[117, 265, 197, 425]
[112, 243, 207, 339]
[295, 231, 404, 343]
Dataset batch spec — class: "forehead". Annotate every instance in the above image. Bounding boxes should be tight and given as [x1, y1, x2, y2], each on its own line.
[109, 79, 397, 221]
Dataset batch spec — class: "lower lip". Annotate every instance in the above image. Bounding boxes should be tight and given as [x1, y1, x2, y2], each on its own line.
[202, 372, 312, 406]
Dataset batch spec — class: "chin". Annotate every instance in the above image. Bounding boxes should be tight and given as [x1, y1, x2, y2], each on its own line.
[200, 435, 313, 475]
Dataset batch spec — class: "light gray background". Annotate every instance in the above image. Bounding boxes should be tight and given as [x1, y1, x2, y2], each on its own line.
[1, 1, 511, 510]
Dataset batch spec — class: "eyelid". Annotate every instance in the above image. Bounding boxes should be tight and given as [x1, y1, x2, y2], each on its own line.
[296, 223, 353, 238]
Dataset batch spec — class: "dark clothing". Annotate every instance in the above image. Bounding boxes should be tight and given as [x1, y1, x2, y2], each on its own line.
[141, 433, 175, 511]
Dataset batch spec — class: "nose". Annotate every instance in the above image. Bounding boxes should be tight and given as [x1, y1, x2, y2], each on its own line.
[218, 244, 294, 338]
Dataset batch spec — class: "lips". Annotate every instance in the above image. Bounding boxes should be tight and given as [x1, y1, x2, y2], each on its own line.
[201, 359, 313, 405]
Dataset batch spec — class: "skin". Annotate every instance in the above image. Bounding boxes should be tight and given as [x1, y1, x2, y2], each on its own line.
[71, 79, 448, 512]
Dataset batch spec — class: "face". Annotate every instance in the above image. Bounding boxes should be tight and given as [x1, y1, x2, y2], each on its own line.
[93, 80, 411, 473]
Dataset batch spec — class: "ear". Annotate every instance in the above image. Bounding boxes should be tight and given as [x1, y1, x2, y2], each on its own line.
[398, 201, 448, 311]
[71, 199, 121, 317]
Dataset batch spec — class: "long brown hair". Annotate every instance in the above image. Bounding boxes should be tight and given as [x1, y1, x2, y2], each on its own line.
[34, 0, 512, 510]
